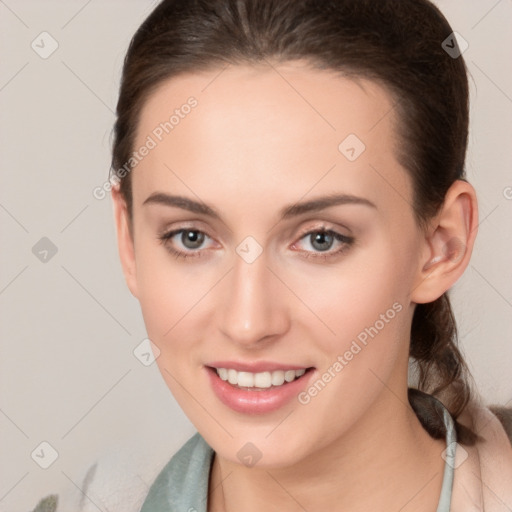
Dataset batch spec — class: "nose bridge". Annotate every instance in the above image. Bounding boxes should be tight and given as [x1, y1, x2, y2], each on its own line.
[219, 245, 288, 346]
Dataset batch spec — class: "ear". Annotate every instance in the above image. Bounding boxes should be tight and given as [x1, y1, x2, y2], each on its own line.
[410, 179, 478, 304]
[111, 186, 139, 298]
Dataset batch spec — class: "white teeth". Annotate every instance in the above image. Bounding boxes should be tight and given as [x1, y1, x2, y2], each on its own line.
[217, 368, 229, 381]
[227, 369, 237, 385]
[284, 370, 296, 382]
[215, 367, 308, 388]
[237, 371, 254, 387]
[271, 370, 285, 386]
[254, 371, 272, 388]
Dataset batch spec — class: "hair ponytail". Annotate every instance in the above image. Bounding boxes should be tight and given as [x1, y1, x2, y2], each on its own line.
[409, 294, 479, 445]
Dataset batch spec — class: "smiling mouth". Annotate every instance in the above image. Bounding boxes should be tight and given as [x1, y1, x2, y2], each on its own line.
[209, 366, 314, 391]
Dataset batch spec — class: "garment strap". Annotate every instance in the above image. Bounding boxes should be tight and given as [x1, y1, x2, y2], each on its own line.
[435, 398, 457, 512]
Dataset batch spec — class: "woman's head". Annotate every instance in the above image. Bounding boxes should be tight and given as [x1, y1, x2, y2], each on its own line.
[111, 0, 479, 466]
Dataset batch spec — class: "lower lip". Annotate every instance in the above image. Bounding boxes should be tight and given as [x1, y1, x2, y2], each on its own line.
[206, 366, 315, 414]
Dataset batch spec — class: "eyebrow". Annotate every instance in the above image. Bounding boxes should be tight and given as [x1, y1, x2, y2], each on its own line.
[142, 192, 377, 220]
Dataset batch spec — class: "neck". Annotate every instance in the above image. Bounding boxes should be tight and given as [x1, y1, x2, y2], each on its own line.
[208, 389, 447, 512]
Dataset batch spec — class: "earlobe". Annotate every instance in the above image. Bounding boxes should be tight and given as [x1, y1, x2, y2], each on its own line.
[111, 186, 139, 298]
[411, 180, 478, 304]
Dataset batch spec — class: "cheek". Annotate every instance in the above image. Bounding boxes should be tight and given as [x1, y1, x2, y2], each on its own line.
[286, 236, 414, 420]
[134, 237, 208, 333]
[290, 234, 413, 350]
[136, 257, 209, 404]
[289, 265, 411, 448]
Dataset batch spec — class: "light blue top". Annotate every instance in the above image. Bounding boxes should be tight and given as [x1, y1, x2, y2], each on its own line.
[140, 396, 457, 512]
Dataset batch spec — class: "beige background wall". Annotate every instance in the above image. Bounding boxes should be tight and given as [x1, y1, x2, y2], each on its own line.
[1, 0, 511, 510]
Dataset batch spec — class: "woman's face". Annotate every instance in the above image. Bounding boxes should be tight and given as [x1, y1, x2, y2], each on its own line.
[119, 61, 429, 467]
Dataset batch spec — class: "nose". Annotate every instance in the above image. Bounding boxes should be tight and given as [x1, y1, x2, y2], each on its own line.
[218, 247, 290, 348]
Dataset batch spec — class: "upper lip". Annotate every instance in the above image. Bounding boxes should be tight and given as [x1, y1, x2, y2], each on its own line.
[207, 361, 313, 373]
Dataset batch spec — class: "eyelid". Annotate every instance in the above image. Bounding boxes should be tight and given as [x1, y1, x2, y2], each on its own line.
[295, 221, 352, 239]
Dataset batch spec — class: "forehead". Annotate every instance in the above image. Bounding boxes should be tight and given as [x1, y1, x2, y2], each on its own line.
[131, 61, 412, 220]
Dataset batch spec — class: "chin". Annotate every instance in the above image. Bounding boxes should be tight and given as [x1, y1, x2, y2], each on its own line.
[206, 427, 318, 469]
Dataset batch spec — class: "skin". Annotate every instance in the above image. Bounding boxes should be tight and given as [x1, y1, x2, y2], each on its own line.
[111, 60, 478, 511]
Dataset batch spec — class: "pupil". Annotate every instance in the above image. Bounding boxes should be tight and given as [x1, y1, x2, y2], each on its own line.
[183, 230, 204, 249]
[312, 232, 332, 251]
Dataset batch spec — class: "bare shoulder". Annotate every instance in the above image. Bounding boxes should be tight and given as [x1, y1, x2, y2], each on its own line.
[487, 404, 512, 445]
[456, 399, 512, 511]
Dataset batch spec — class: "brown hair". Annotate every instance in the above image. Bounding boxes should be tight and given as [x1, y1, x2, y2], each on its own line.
[111, 0, 478, 444]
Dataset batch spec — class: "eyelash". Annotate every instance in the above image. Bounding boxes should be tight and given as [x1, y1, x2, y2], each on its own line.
[157, 225, 355, 262]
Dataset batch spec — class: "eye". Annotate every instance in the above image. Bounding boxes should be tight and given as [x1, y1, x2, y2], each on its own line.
[292, 227, 354, 261]
[158, 225, 355, 262]
[158, 228, 214, 259]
